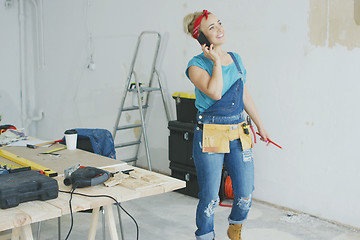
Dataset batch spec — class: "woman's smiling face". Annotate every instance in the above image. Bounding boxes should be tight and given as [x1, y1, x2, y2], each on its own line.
[200, 14, 226, 46]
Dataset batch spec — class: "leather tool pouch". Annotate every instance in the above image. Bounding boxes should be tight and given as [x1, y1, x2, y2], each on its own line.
[202, 122, 253, 153]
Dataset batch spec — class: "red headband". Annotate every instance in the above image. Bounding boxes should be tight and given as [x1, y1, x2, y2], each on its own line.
[192, 10, 210, 39]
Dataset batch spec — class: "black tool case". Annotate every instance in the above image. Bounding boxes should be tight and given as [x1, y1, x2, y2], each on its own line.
[0, 170, 59, 209]
[169, 162, 199, 198]
[168, 120, 196, 168]
[168, 121, 227, 199]
[172, 93, 197, 123]
[168, 121, 199, 198]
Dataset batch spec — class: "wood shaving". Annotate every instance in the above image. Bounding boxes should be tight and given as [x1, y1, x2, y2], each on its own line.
[104, 173, 129, 187]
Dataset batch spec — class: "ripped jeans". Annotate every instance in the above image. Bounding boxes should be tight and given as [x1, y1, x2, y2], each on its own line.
[193, 126, 254, 240]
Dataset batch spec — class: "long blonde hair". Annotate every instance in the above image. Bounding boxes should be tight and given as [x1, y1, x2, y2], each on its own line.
[183, 11, 211, 37]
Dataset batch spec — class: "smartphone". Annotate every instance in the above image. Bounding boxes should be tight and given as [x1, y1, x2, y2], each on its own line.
[197, 32, 211, 48]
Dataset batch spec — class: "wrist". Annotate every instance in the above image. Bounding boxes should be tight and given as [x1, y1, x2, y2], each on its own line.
[256, 124, 265, 131]
[213, 59, 221, 66]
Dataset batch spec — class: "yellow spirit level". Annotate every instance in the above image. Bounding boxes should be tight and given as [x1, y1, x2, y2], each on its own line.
[0, 149, 57, 177]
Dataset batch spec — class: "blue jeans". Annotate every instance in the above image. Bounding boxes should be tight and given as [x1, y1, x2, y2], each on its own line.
[192, 52, 253, 239]
[193, 121, 254, 240]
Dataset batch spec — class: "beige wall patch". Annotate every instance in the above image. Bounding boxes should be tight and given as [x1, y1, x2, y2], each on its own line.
[309, 0, 360, 50]
[308, 0, 328, 47]
[355, 0, 360, 25]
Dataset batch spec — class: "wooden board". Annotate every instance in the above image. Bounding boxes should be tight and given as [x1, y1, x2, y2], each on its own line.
[102, 165, 186, 197]
[0, 146, 186, 232]
[1, 144, 126, 176]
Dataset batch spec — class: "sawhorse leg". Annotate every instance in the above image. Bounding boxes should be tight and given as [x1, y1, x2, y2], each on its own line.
[12, 225, 33, 240]
[88, 205, 124, 240]
[104, 205, 119, 240]
[88, 207, 100, 240]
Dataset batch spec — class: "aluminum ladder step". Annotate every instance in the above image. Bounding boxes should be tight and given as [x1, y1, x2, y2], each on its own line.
[115, 140, 141, 148]
[122, 105, 149, 112]
[128, 87, 161, 93]
[116, 124, 142, 131]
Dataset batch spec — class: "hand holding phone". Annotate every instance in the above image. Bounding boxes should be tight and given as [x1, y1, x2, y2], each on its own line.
[197, 32, 211, 48]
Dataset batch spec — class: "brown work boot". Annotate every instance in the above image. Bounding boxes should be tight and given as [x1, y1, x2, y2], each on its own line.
[227, 224, 242, 240]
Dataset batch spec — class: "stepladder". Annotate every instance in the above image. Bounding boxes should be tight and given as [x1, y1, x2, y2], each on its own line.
[113, 31, 171, 171]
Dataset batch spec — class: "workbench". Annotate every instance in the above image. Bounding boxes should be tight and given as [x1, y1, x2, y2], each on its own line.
[0, 144, 185, 240]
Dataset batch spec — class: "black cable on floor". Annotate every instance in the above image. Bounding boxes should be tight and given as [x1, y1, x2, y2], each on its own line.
[63, 188, 75, 240]
[116, 202, 139, 238]
[59, 189, 139, 240]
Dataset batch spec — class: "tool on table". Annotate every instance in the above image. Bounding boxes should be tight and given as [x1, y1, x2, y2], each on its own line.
[120, 169, 134, 175]
[255, 132, 283, 149]
[40, 146, 67, 156]
[0, 162, 31, 174]
[64, 163, 81, 179]
[0, 124, 17, 134]
[27, 139, 63, 149]
[0, 149, 58, 177]
[63, 165, 111, 189]
[0, 170, 58, 209]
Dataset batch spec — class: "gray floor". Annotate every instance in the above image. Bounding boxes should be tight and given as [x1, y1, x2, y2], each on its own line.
[10, 192, 360, 240]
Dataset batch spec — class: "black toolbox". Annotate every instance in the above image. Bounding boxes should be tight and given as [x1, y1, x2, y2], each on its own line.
[168, 120, 228, 199]
[169, 162, 229, 200]
[0, 170, 59, 209]
[168, 120, 199, 198]
[168, 121, 196, 168]
[169, 162, 199, 198]
[172, 92, 197, 123]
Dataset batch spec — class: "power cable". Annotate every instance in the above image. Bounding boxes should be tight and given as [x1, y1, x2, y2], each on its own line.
[59, 189, 139, 240]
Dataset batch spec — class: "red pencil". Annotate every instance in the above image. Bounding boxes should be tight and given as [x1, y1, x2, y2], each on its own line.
[256, 132, 283, 149]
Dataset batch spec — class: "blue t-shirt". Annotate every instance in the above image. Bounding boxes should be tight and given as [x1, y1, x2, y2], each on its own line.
[185, 52, 247, 113]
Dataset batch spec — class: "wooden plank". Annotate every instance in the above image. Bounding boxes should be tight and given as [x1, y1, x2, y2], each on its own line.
[1, 145, 126, 176]
[55, 175, 141, 207]
[15, 201, 61, 223]
[47, 192, 93, 215]
[0, 208, 31, 231]
[157, 173, 186, 192]
[102, 165, 186, 196]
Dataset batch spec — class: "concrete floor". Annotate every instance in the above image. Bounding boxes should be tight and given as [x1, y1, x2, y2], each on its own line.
[10, 192, 360, 240]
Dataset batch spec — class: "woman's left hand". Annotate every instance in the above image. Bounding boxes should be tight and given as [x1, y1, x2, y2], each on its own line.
[257, 127, 270, 143]
[202, 44, 220, 63]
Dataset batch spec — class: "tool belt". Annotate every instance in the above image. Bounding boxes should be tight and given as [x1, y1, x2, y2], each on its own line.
[200, 121, 253, 153]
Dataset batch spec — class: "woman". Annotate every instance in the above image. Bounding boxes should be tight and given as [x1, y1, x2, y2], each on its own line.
[183, 10, 270, 240]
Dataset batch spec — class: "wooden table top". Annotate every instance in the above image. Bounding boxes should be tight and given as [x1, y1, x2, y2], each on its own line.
[0, 145, 185, 231]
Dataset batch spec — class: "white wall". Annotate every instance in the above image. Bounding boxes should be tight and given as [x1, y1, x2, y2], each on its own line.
[1, 0, 360, 229]
[0, 1, 21, 126]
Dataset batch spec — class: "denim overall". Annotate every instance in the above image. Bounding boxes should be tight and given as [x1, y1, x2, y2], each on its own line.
[193, 53, 254, 240]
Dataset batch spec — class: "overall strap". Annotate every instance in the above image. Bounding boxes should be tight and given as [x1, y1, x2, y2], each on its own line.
[228, 52, 243, 75]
